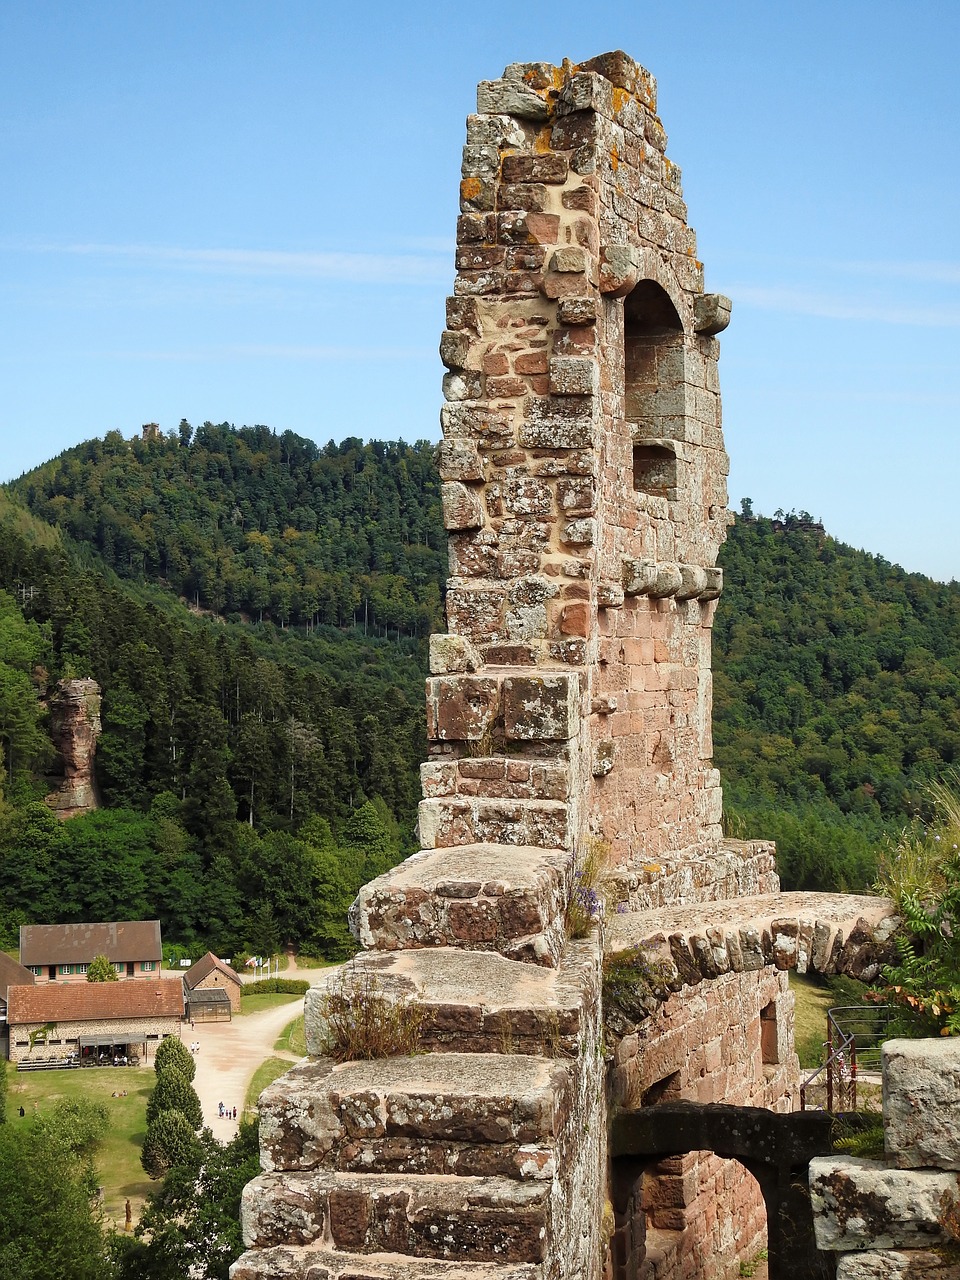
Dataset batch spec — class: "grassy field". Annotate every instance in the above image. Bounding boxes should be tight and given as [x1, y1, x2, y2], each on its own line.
[4, 1062, 154, 1226]
[243, 1056, 294, 1120]
[236, 991, 304, 1016]
[274, 1013, 306, 1057]
[790, 973, 834, 1068]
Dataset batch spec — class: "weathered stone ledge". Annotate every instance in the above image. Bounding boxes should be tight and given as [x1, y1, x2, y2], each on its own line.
[809, 1156, 960, 1252]
[605, 891, 899, 985]
[230, 1246, 543, 1280]
[349, 844, 571, 967]
[256, 1053, 571, 1177]
[305, 941, 601, 1060]
[241, 1170, 550, 1261]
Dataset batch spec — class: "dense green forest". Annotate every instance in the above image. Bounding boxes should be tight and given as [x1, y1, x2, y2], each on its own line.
[2, 423, 960, 955]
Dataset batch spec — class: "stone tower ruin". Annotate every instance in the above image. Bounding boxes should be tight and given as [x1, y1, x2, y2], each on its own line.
[231, 53, 896, 1280]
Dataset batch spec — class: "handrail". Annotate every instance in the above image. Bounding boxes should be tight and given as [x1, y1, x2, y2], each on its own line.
[799, 1004, 893, 1112]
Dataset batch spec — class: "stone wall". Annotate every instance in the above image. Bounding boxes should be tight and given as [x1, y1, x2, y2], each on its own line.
[231, 52, 900, 1280]
[810, 1038, 960, 1278]
[8, 1015, 181, 1062]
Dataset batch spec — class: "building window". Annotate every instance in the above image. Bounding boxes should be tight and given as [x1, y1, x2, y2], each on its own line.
[58, 965, 73, 975]
[77, 964, 88, 975]
[141, 962, 155, 972]
[28, 966, 41, 976]
[113, 963, 123, 973]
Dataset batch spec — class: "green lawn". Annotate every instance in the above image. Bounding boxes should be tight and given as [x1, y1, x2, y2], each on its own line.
[4, 1062, 154, 1226]
[243, 1057, 294, 1121]
[274, 1014, 306, 1057]
[790, 972, 834, 1068]
[236, 992, 303, 1016]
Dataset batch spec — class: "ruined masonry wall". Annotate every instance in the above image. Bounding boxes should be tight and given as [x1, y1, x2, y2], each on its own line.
[230, 52, 807, 1280]
[429, 50, 735, 875]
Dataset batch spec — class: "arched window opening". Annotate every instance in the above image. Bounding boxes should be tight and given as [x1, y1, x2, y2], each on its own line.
[624, 280, 685, 500]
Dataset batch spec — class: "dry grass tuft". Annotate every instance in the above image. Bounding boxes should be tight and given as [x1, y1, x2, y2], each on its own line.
[314, 965, 424, 1063]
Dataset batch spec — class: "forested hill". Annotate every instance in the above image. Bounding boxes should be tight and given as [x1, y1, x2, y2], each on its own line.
[715, 508, 960, 887]
[10, 423, 445, 638]
[3, 423, 960, 937]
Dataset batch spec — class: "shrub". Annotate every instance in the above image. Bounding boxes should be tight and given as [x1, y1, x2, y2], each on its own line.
[146, 1068, 203, 1130]
[140, 1109, 201, 1178]
[241, 978, 309, 996]
[154, 1034, 195, 1082]
[314, 965, 423, 1062]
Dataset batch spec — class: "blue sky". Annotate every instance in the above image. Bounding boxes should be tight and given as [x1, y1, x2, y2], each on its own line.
[1, 1, 958, 578]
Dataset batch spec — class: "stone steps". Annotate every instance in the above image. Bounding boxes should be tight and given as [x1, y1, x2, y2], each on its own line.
[241, 1170, 550, 1263]
[256, 1053, 571, 1179]
[305, 941, 600, 1059]
[349, 843, 572, 967]
[230, 1247, 543, 1280]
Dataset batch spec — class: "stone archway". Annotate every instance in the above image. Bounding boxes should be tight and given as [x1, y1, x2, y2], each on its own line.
[610, 1103, 835, 1280]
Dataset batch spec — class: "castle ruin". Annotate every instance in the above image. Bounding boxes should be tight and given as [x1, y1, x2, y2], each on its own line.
[231, 53, 897, 1280]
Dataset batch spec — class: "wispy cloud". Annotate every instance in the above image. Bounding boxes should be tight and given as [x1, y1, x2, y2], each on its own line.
[825, 258, 960, 286]
[731, 284, 960, 327]
[104, 342, 431, 361]
[4, 239, 451, 285]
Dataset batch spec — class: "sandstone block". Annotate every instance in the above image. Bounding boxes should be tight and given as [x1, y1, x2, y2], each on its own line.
[440, 329, 472, 370]
[477, 79, 551, 120]
[519, 396, 597, 450]
[561, 518, 595, 546]
[437, 439, 484, 483]
[598, 244, 639, 297]
[465, 112, 526, 149]
[884, 1039, 960, 1170]
[497, 212, 560, 246]
[429, 634, 482, 675]
[503, 674, 579, 741]
[549, 357, 599, 397]
[499, 183, 549, 213]
[694, 293, 733, 336]
[809, 1157, 960, 1251]
[502, 154, 568, 184]
[442, 482, 484, 531]
[577, 50, 657, 109]
[549, 247, 588, 274]
[427, 676, 500, 742]
[836, 1251, 960, 1279]
[557, 296, 599, 326]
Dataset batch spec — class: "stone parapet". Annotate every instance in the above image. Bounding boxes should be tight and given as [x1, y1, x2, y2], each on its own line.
[604, 891, 899, 1002]
[604, 838, 778, 913]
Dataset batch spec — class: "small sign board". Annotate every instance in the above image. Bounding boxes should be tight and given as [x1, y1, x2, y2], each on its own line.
[179, 959, 192, 967]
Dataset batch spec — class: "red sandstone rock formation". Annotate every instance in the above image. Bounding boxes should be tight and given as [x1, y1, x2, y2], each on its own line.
[45, 676, 102, 819]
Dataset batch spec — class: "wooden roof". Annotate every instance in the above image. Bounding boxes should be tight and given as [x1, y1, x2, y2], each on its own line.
[7, 977, 183, 1025]
[19, 921, 162, 967]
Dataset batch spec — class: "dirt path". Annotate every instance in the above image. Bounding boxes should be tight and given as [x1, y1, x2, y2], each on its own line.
[190, 961, 339, 1142]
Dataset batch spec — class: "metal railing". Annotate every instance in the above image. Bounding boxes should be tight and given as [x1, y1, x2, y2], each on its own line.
[799, 1004, 894, 1112]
